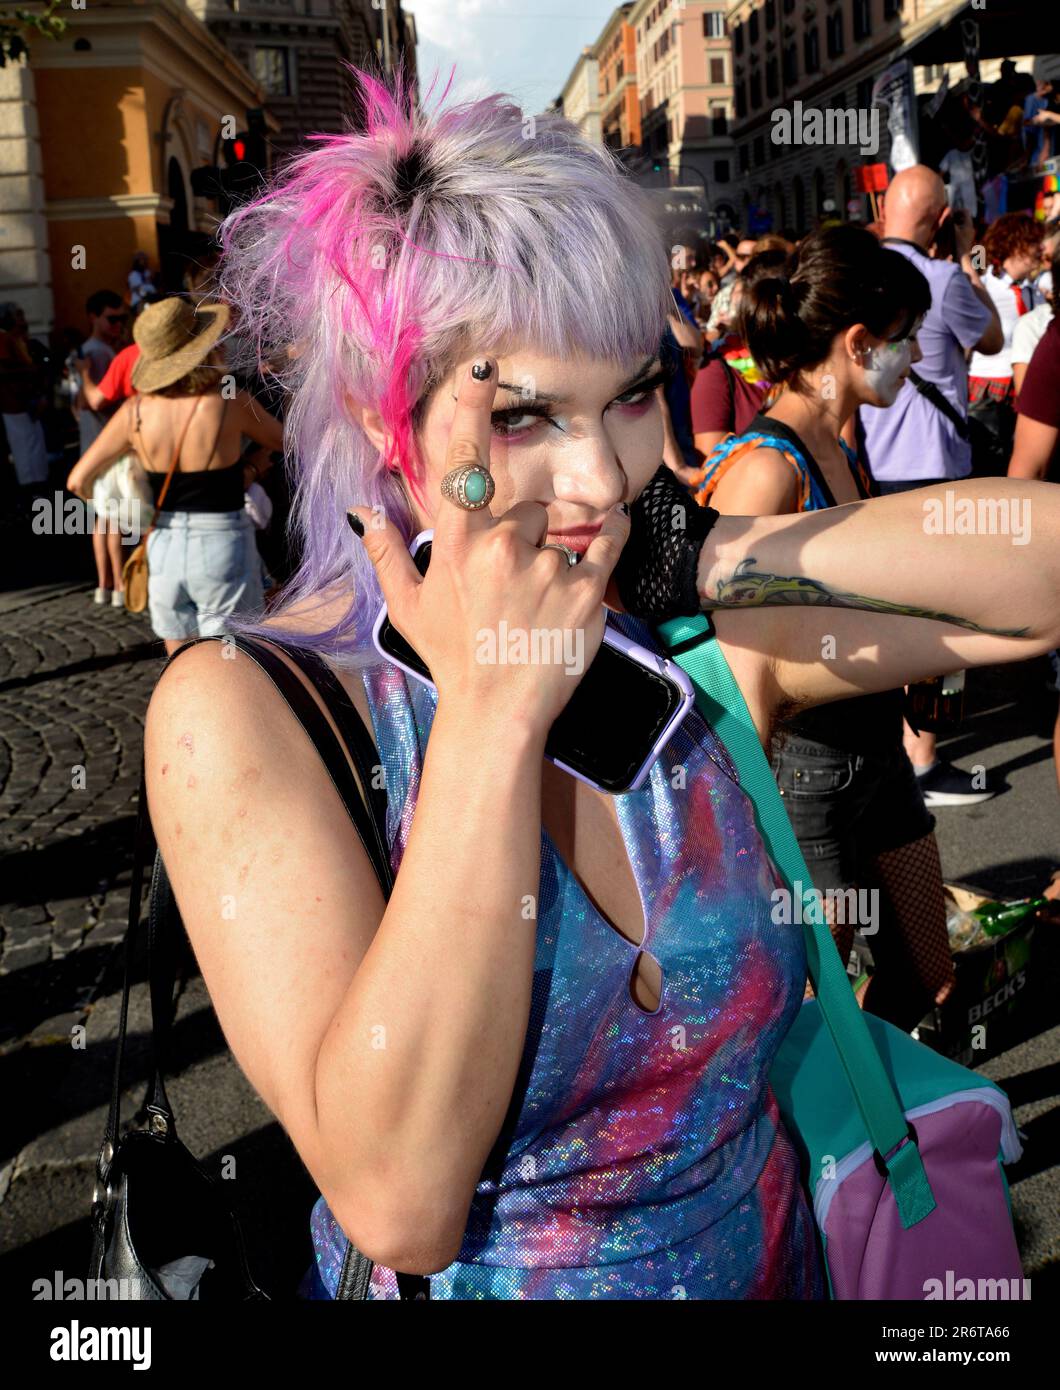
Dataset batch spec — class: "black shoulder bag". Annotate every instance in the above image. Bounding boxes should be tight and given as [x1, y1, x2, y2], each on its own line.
[88, 633, 428, 1300]
[907, 368, 1013, 478]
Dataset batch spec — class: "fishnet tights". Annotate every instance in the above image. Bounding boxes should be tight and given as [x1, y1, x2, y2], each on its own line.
[805, 831, 956, 1034]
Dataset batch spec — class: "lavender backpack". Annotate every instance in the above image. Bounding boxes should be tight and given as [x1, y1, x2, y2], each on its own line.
[661, 614, 1025, 1301]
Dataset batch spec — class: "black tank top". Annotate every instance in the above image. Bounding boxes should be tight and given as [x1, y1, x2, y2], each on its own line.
[147, 459, 245, 512]
[751, 414, 905, 756]
[140, 395, 244, 513]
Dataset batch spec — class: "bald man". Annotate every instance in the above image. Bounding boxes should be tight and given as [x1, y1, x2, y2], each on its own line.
[858, 165, 1002, 808]
[859, 164, 1001, 489]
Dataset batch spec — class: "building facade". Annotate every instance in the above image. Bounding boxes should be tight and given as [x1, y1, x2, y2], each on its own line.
[560, 47, 603, 146]
[723, 0, 1036, 236]
[596, 7, 640, 151]
[11, 0, 271, 338]
[629, 0, 736, 218]
[187, 0, 418, 161]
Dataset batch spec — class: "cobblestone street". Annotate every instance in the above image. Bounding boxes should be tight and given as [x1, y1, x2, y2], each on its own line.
[2, 569, 1058, 1301]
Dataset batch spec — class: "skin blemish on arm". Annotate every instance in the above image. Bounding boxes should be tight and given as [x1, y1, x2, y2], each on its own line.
[178, 733, 194, 755]
[228, 767, 262, 794]
[161, 764, 169, 777]
[187, 775, 197, 789]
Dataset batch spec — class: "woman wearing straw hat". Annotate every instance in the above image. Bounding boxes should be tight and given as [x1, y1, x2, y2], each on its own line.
[67, 296, 284, 654]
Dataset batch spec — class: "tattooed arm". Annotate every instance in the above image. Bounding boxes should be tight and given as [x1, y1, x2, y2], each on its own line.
[697, 477, 1060, 714]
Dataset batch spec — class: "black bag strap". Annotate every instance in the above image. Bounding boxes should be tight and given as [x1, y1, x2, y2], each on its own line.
[97, 632, 427, 1301]
[907, 368, 970, 441]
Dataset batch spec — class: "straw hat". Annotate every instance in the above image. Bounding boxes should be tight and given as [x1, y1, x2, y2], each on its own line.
[131, 297, 230, 393]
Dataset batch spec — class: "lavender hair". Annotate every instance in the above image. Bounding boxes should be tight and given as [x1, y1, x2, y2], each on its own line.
[216, 62, 673, 664]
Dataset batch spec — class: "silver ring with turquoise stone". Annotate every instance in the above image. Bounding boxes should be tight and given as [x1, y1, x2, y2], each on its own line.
[440, 462, 495, 511]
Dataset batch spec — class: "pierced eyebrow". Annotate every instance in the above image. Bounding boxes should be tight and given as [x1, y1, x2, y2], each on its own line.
[494, 355, 661, 406]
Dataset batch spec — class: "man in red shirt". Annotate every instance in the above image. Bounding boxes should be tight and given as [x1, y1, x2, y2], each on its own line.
[76, 341, 139, 411]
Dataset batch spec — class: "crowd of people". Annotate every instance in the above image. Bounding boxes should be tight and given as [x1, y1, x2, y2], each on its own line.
[655, 165, 1060, 1019]
[1, 247, 292, 620]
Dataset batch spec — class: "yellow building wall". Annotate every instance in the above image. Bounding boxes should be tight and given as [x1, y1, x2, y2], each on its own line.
[35, 67, 152, 199]
[36, 66, 163, 334]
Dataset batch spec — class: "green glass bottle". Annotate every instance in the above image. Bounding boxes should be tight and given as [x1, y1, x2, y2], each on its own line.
[972, 897, 1047, 938]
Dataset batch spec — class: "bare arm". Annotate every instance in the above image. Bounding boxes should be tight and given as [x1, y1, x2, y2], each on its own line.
[146, 645, 546, 1274]
[697, 478, 1060, 710]
[693, 429, 729, 459]
[234, 387, 284, 452]
[658, 386, 703, 485]
[75, 358, 108, 412]
[65, 399, 134, 498]
[1008, 413, 1058, 481]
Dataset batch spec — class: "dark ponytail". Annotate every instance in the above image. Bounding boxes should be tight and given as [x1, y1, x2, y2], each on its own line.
[741, 272, 811, 383]
[743, 225, 931, 386]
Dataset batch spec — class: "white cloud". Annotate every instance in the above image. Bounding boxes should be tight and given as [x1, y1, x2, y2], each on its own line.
[405, 0, 617, 115]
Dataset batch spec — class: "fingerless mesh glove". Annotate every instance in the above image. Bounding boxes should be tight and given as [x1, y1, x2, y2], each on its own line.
[613, 465, 721, 623]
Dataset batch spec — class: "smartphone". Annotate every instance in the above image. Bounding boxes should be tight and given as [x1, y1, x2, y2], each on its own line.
[371, 531, 694, 794]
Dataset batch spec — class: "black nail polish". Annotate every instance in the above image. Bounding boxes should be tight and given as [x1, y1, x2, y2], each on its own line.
[471, 360, 492, 381]
[347, 512, 364, 537]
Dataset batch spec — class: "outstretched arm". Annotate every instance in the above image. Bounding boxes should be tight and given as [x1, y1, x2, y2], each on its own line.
[698, 478, 1060, 710]
[66, 399, 134, 499]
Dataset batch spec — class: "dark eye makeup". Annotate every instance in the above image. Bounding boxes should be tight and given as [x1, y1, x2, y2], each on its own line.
[489, 369, 669, 438]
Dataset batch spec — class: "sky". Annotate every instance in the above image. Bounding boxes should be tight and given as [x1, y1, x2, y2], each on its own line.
[407, 0, 622, 115]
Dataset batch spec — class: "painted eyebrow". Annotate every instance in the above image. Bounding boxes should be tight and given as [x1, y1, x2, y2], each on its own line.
[494, 355, 661, 406]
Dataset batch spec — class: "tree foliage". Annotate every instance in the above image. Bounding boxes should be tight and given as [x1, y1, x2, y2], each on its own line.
[0, 2, 67, 66]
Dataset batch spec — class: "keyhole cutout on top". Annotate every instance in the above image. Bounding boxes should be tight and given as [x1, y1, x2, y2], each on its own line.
[629, 949, 664, 1015]
[540, 761, 662, 1012]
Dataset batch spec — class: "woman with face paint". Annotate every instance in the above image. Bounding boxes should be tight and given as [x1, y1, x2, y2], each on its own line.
[692, 226, 954, 1033]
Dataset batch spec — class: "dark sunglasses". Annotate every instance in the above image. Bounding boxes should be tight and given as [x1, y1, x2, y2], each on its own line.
[103, 313, 129, 324]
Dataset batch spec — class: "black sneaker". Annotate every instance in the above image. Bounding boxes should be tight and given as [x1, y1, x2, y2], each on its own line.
[916, 760, 996, 807]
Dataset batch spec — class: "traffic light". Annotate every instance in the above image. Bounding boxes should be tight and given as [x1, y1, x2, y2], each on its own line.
[190, 110, 269, 216]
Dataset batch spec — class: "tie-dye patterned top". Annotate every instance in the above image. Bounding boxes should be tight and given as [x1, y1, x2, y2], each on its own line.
[302, 612, 825, 1300]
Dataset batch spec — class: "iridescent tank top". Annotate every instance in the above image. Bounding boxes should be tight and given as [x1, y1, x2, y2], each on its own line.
[305, 612, 825, 1300]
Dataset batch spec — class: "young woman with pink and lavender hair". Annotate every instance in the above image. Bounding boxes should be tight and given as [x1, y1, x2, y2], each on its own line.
[143, 66, 1060, 1299]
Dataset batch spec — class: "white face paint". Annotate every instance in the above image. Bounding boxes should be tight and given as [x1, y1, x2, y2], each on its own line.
[861, 339, 913, 405]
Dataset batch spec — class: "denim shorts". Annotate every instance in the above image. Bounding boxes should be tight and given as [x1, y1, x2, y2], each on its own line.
[770, 735, 936, 895]
[146, 510, 264, 640]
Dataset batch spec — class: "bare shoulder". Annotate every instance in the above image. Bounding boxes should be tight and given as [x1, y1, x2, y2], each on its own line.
[711, 445, 801, 514]
[143, 630, 387, 1163]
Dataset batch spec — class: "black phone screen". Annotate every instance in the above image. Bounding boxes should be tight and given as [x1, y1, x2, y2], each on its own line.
[375, 542, 685, 792]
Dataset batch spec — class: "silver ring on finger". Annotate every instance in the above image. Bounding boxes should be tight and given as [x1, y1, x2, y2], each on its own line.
[540, 542, 580, 567]
[440, 463, 495, 511]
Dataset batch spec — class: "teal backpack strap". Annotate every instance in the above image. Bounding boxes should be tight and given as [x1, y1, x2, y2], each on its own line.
[658, 613, 936, 1228]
